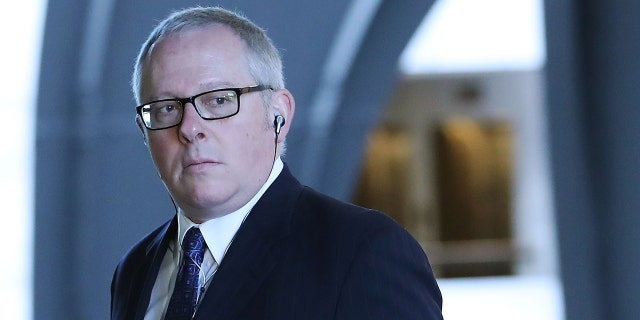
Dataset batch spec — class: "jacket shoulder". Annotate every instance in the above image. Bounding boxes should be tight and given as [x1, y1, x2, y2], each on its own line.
[116, 220, 172, 269]
[291, 187, 443, 318]
[111, 219, 174, 319]
[297, 186, 402, 234]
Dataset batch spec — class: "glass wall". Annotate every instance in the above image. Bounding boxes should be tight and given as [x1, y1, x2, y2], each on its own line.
[0, 1, 47, 319]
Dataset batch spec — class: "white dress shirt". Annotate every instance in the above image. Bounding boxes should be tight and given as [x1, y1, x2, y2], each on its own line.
[144, 158, 284, 320]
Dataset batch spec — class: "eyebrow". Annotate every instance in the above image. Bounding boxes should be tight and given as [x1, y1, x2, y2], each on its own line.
[147, 81, 238, 101]
[197, 80, 236, 91]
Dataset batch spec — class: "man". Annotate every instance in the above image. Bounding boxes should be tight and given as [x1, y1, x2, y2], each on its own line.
[111, 6, 443, 320]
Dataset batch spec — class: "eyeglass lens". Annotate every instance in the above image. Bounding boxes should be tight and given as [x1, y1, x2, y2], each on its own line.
[141, 90, 239, 129]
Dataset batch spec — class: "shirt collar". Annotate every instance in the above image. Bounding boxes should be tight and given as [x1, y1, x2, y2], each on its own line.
[176, 157, 284, 264]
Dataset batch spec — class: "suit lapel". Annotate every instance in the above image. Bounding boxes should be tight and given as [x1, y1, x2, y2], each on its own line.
[133, 217, 177, 320]
[194, 165, 301, 319]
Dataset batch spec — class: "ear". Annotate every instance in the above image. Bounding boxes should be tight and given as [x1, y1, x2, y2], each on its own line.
[135, 115, 149, 146]
[271, 89, 295, 143]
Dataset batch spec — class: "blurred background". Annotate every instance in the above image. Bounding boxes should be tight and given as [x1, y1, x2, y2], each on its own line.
[2, 0, 639, 319]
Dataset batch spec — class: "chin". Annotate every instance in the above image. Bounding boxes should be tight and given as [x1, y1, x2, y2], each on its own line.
[180, 183, 233, 206]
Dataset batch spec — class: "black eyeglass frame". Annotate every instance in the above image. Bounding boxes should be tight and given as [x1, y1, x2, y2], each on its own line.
[136, 84, 272, 130]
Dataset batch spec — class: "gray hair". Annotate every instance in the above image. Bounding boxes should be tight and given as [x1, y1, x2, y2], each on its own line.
[131, 6, 285, 104]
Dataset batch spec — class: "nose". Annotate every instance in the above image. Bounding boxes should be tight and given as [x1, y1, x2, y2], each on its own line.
[178, 102, 206, 143]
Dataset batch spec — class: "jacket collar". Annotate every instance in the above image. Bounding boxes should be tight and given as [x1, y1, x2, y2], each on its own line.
[133, 217, 177, 320]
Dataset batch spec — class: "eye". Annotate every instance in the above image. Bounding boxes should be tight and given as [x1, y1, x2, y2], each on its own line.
[195, 90, 238, 118]
[214, 96, 228, 105]
[156, 102, 180, 113]
[202, 93, 234, 107]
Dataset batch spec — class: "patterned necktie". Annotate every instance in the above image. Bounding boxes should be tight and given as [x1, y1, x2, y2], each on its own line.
[165, 227, 207, 320]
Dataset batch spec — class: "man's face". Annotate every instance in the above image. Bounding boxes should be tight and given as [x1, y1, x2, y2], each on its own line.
[139, 25, 277, 222]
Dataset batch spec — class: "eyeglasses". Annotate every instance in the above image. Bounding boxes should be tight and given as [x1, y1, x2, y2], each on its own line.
[136, 85, 272, 130]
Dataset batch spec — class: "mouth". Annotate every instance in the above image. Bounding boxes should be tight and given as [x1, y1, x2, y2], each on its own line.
[184, 159, 218, 170]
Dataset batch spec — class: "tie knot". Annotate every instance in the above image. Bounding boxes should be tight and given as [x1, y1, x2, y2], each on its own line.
[182, 227, 206, 261]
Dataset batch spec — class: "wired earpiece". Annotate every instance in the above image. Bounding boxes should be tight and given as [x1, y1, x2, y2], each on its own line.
[267, 114, 285, 182]
[274, 115, 285, 135]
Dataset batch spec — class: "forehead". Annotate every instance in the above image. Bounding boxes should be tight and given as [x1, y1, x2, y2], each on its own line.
[140, 24, 252, 98]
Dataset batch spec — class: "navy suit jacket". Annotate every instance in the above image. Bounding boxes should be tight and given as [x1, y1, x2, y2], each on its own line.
[111, 165, 443, 319]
